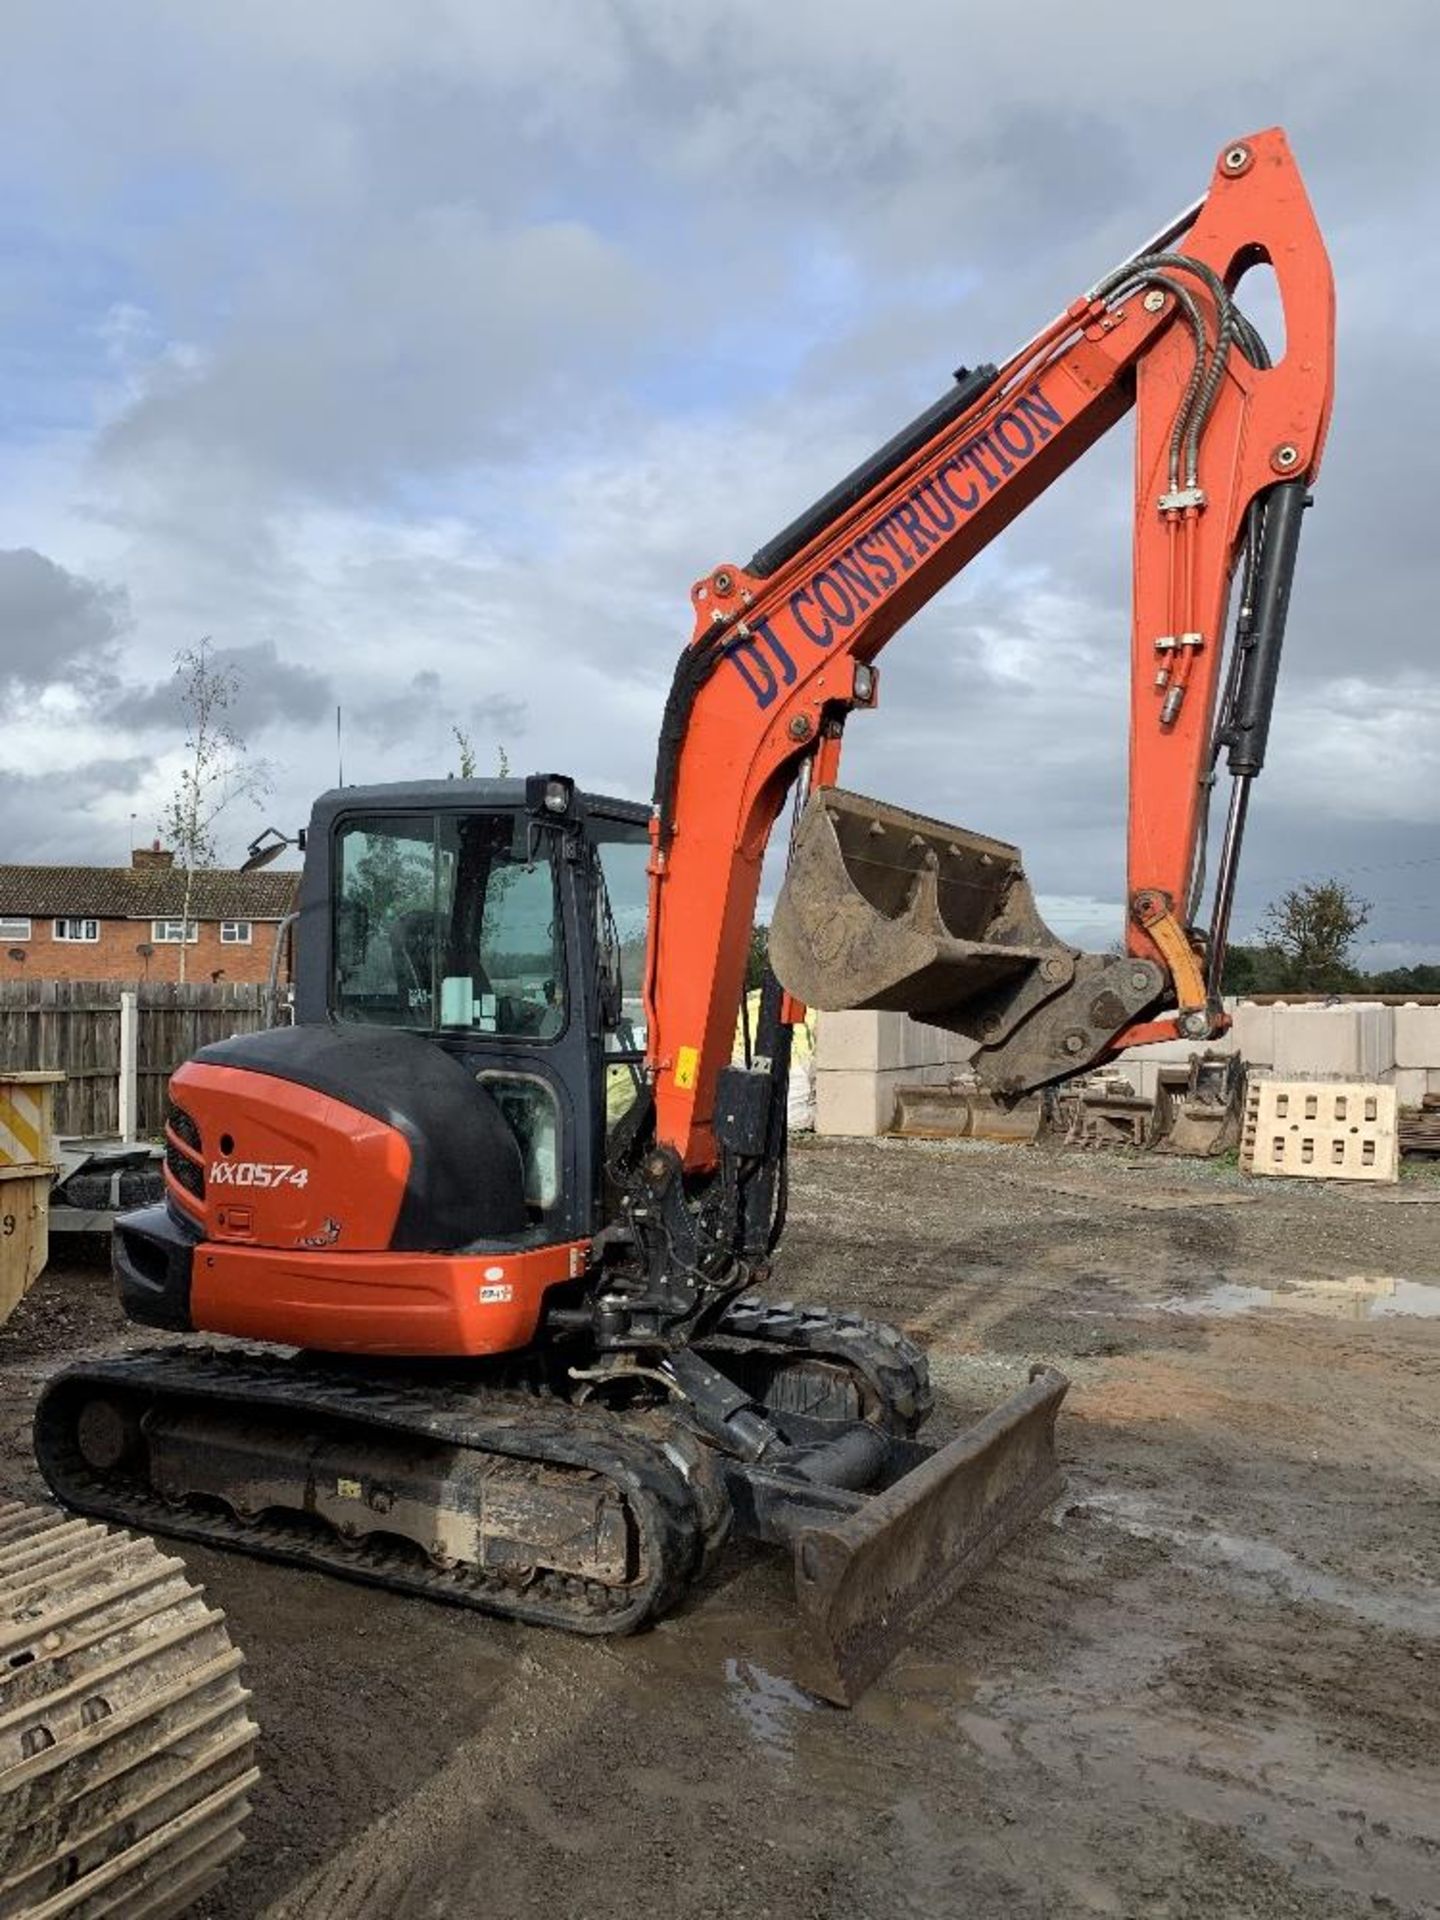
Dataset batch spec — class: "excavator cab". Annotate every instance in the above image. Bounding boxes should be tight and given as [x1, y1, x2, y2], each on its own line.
[314, 775, 650, 1238]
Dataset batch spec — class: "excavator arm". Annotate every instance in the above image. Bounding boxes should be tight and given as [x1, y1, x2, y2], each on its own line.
[642, 128, 1334, 1172]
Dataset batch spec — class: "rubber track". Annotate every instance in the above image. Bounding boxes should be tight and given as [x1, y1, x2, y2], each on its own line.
[0, 1500, 257, 1920]
[704, 1295, 934, 1436]
[34, 1350, 727, 1640]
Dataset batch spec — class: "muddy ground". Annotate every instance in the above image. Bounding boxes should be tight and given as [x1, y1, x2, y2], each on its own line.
[4, 1139, 1439, 1919]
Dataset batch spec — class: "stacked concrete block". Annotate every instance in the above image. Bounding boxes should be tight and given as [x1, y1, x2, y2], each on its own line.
[1394, 1069, 1429, 1108]
[814, 1011, 966, 1137]
[812, 999, 1440, 1139]
[1228, 1002, 1276, 1070]
[1270, 1003, 1395, 1081]
[1392, 1004, 1440, 1106]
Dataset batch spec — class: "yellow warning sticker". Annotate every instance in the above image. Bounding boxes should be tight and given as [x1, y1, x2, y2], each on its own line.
[674, 1045, 700, 1091]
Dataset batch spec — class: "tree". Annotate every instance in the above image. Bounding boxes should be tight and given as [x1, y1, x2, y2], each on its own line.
[745, 922, 770, 992]
[1362, 962, 1440, 994]
[453, 725, 511, 778]
[1219, 942, 1291, 995]
[452, 726, 477, 778]
[158, 640, 271, 982]
[1256, 879, 1371, 994]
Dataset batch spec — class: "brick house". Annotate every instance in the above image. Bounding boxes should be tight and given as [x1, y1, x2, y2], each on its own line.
[0, 846, 300, 985]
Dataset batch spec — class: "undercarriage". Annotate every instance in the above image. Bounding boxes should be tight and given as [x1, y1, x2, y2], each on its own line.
[34, 1301, 1066, 1706]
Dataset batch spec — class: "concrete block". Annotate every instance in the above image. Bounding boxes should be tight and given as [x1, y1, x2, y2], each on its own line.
[816, 1062, 948, 1136]
[1130, 1061, 1162, 1102]
[1271, 1005, 1395, 1079]
[944, 1031, 979, 1069]
[1395, 1004, 1440, 1070]
[815, 1068, 887, 1137]
[817, 1010, 969, 1075]
[815, 1010, 884, 1073]
[1394, 1068, 1429, 1109]
[1358, 1005, 1398, 1078]
[1229, 1003, 1276, 1068]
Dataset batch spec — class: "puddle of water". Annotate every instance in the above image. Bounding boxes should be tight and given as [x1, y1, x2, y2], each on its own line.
[1076, 1489, 1440, 1637]
[1157, 1273, 1440, 1321]
[723, 1657, 818, 1753]
[852, 1656, 978, 1737]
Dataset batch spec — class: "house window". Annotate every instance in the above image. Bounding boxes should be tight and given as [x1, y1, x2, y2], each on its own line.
[53, 917, 100, 943]
[152, 919, 200, 944]
[219, 921, 253, 945]
[0, 918, 31, 941]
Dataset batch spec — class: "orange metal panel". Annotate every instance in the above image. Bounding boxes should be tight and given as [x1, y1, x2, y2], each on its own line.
[190, 1238, 587, 1356]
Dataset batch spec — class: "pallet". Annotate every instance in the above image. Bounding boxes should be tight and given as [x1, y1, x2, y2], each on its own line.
[1241, 1079, 1398, 1183]
[1399, 1094, 1440, 1157]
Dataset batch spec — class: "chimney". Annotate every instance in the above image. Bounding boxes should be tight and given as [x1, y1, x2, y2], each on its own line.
[132, 841, 176, 870]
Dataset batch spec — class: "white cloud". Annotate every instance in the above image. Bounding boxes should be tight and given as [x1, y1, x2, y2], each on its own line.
[0, 0, 1435, 967]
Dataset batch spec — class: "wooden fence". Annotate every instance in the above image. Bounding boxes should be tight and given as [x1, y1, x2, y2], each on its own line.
[0, 981, 271, 1137]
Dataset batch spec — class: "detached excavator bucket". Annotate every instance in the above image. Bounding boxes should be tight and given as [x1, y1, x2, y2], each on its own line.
[788, 1367, 1068, 1705]
[771, 788, 1164, 1097]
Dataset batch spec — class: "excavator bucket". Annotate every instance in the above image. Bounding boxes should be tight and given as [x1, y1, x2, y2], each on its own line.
[787, 1366, 1068, 1705]
[771, 788, 1165, 1097]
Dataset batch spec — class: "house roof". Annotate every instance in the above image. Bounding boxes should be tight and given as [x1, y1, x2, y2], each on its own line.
[0, 865, 301, 921]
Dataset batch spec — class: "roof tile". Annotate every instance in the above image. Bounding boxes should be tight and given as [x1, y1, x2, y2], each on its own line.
[0, 865, 300, 920]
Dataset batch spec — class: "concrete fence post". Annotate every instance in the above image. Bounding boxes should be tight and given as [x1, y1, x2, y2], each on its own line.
[118, 990, 139, 1143]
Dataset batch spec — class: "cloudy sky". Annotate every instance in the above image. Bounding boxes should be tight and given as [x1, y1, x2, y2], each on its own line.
[2, 1, 1436, 966]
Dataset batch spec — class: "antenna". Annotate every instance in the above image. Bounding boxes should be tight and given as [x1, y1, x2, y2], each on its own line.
[336, 705, 344, 786]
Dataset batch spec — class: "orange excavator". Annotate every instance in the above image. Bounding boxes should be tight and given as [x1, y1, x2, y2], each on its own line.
[35, 130, 1334, 1704]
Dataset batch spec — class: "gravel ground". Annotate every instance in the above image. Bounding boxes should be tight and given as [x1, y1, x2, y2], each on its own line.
[4, 1139, 1439, 1920]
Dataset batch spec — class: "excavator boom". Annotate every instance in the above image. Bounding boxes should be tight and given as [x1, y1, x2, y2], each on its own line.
[644, 128, 1334, 1163]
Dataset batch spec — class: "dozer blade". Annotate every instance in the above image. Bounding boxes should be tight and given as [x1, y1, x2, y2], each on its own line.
[790, 1365, 1068, 1705]
[771, 787, 1165, 1098]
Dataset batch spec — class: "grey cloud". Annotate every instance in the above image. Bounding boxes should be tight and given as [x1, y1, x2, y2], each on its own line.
[110, 641, 333, 737]
[0, 549, 128, 689]
[0, 757, 152, 863]
[0, 0, 1436, 964]
[355, 671, 526, 754]
[99, 215, 652, 494]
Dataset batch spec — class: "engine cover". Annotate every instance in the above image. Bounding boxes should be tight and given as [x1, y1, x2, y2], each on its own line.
[163, 1024, 527, 1253]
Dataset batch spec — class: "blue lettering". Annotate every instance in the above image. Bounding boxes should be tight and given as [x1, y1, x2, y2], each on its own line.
[749, 615, 797, 686]
[812, 570, 856, 628]
[890, 499, 935, 556]
[962, 442, 1002, 493]
[832, 551, 877, 609]
[856, 535, 898, 591]
[975, 429, 1014, 478]
[1016, 385, 1061, 438]
[993, 411, 1035, 462]
[937, 458, 980, 513]
[874, 517, 917, 573]
[913, 477, 956, 536]
[729, 638, 778, 709]
[790, 587, 834, 648]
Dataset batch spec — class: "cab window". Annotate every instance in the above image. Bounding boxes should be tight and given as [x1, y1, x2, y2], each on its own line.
[334, 811, 565, 1039]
